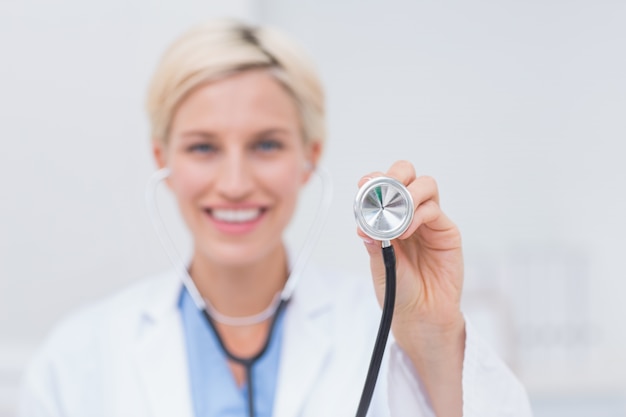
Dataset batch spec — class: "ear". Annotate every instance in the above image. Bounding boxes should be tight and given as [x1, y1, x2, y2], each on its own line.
[152, 140, 173, 188]
[152, 140, 167, 170]
[302, 140, 323, 184]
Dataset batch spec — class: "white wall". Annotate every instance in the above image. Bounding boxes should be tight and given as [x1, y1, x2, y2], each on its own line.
[1, 0, 625, 415]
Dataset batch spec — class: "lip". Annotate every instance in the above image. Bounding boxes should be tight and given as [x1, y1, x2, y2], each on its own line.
[203, 205, 268, 235]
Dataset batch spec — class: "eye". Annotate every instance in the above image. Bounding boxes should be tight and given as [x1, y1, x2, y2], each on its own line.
[188, 142, 217, 154]
[253, 138, 284, 153]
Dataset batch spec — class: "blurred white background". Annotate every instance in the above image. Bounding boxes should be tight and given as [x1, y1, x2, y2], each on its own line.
[1, 0, 625, 415]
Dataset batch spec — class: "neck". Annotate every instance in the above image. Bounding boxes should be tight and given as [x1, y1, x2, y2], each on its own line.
[189, 245, 289, 318]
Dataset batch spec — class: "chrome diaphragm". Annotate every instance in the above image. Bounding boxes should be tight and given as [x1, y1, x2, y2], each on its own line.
[354, 176, 414, 243]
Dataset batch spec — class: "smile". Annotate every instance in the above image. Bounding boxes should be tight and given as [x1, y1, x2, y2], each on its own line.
[208, 208, 265, 224]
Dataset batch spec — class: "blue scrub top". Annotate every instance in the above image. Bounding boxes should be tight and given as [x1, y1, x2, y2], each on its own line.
[179, 287, 286, 417]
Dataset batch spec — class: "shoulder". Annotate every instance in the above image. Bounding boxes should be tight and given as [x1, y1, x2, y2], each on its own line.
[18, 271, 180, 416]
[21, 270, 180, 382]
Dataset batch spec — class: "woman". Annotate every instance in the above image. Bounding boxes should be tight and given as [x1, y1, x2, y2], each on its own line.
[19, 19, 532, 417]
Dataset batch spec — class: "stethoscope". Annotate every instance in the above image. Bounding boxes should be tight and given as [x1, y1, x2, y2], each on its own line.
[146, 168, 414, 417]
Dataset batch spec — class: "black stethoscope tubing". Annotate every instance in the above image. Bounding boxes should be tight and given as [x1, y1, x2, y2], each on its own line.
[201, 299, 289, 417]
[354, 244, 396, 417]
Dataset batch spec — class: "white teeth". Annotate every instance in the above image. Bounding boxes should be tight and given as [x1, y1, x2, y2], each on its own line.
[211, 208, 262, 223]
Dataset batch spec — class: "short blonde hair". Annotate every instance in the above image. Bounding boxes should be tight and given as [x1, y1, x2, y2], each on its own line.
[146, 19, 326, 146]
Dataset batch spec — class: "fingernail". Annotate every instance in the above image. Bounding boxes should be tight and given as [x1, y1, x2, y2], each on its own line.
[360, 236, 375, 245]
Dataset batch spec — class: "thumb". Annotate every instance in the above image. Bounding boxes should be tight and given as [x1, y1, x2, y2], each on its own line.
[357, 227, 379, 255]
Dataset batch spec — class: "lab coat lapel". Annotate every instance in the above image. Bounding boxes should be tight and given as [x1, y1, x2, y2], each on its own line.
[273, 267, 333, 417]
[133, 272, 194, 417]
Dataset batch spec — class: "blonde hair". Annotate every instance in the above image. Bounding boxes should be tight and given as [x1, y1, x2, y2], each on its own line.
[146, 19, 326, 146]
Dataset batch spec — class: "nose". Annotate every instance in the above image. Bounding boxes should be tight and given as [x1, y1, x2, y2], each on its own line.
[214, 150, 255, 200]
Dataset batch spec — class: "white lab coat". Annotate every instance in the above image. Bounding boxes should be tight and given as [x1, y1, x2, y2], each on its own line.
[18, 264, 532, 417]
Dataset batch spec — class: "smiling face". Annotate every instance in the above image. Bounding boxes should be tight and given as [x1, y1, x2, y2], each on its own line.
[154, 70, 321, 268]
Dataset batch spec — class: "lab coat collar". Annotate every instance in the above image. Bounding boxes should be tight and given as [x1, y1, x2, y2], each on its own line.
[137, 268, 185, 324]
[273, 264, 334, 417]
[133, 269, 194, 417]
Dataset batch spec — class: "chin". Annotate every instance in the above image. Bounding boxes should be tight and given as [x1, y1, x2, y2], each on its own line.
[197, 239, 282, 268]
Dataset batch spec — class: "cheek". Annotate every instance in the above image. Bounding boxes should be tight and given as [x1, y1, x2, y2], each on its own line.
[258, 158, 307, 199]
[168, 158, 211, 201]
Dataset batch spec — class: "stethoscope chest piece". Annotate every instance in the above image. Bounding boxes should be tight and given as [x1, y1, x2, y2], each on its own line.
[354, 176, 414, 242]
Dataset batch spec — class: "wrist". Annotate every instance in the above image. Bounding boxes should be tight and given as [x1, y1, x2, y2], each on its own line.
[392, 313, 466, 369]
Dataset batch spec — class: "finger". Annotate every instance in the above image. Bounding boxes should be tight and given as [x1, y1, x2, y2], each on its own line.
[385, 160, 417, 186]
[399, 199, 457, 240]
[406, 175, 440, 206]
[357, 171, 385, 188]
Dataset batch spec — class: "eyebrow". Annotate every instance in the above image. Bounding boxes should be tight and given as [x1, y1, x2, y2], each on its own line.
[253, 128, 291, 137]
[179, 131, 218, 141]
[180, 128, 293, 140]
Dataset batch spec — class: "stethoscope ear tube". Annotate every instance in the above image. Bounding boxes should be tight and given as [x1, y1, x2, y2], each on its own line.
[145, 167, 207, 310]
[354, 244, 396, 417]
